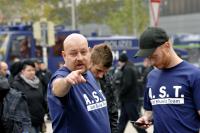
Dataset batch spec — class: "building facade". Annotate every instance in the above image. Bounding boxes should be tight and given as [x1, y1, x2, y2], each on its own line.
[159, 0, 200, 34]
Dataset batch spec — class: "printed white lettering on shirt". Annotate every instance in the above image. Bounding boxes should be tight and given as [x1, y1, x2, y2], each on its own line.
[148, 85, 185, 105]
[83, 90, 107, 111]
[159, 86, 167, 98]
[87, 101, 107, 111]
[99, 89, 106, 99]
[92, 91, 100, 102]
[83, 94, 92, 105]
[150, 98, 184, 105]
[173, 86, 181, 97]
[149, 88, 153, 99]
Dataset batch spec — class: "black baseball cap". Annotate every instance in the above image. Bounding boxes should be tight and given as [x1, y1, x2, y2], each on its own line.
[134, 27, 169, 57]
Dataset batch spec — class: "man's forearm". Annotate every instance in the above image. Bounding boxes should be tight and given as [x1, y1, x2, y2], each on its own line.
[144, 110, 153, 120]
[52, 70, 86, 97]
[52, 78, 71, 97]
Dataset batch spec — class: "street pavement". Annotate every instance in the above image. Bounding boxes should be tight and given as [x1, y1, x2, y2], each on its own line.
[45, 120, 153, 133]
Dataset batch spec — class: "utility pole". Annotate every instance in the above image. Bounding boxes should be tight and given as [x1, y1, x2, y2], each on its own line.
[40, 21, 48, 67]
[61, 0, 76, 30]
[132, 0, 137, 36]
[71, 0, 76, 30]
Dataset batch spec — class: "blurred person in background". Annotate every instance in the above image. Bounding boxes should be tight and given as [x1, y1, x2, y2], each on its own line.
[89, 43, 118, 133]
[35, 60, 52, 91]
[0, 61, 9, 78]
[140, 58, 153, 86]
[19, 38, 30, 58]
[137, 58, 154, 112]
[117, 53, 147, 133]
[0, 74, 31, 133]
[11, 59, 46, 133]
[35, 59, 52, 121]
[112, 62, 123, 108]
[8, 60, 22, 84]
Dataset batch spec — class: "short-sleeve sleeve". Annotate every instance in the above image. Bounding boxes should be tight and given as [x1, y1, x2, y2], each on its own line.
[143, 87, 152, 111]
[192, 76, 200, 110]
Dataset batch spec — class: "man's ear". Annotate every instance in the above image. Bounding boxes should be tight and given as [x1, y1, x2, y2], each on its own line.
[165, 41, 172, 48]
[61, 51, 65, 57]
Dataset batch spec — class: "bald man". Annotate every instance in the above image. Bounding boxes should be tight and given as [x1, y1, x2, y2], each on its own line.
[47, 33, 111, 133]
[0, 61, 8, 78]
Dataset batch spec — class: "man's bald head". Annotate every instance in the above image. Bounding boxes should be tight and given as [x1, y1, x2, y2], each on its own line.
[63, 33, 88, 50]
[61, 33, 90, 72]
[0, 61, 8, 77]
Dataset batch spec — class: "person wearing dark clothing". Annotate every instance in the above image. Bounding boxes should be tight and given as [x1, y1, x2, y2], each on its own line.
[35, 60, 52, 120]
[11, 60, 46, 133]
[36, 68, 51, 90]
[0, 75, 31, 133]
[137, 58, 154, 111]
[117, 53, 147, 133]
[8, 61, 22, 84]
[112, 66, 123, 108]
[0, 76, 11, 132]
[140, 58, 153, 88]
[99, 74, 119, 133]
[89, 43, 119, 133]
[35, 60, 52, 90]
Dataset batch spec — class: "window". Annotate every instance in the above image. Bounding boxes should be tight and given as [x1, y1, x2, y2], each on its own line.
[52, 35, 66, 56]
[35, 45, 42, 58]
[10, 35, 31, 61]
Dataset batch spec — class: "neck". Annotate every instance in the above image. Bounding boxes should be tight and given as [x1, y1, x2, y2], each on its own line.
[167, 52, 183, 68]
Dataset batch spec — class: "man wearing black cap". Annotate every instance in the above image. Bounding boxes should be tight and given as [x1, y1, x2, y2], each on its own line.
[117, 53, 147, 133]
[135, 27, 200, 133]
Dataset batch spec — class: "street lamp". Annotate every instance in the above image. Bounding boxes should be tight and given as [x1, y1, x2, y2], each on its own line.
[58, 0, 76, 30]
[71, 0, 76, 30]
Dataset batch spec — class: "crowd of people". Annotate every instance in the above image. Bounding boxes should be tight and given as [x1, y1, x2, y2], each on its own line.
[0, 59, 51, 132]
[0, 27, 199, 133]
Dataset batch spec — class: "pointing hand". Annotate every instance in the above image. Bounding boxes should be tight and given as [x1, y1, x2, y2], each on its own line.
[65, 69, 86, 85]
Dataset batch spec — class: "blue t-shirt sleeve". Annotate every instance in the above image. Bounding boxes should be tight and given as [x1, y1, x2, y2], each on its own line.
[143, 87, 152, 111]
[48, 68, 69, 106]
[192, 75, 200, 110]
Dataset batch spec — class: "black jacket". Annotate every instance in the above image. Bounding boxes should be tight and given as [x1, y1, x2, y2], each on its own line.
[99, 74, 118, 133]
[0, 76, 31, 133]
[11, 75, 46, 127]
[119, 61, 139, 103]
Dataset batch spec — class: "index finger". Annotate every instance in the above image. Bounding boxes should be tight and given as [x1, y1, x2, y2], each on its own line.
[75, 69, 85, 75]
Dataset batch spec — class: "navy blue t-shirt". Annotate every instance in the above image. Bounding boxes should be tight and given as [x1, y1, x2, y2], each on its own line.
[144, 61, 200, 133]
[47, 67, 111, 133]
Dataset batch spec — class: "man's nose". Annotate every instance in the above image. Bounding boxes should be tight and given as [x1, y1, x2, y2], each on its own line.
[76, 52, 83, 60]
